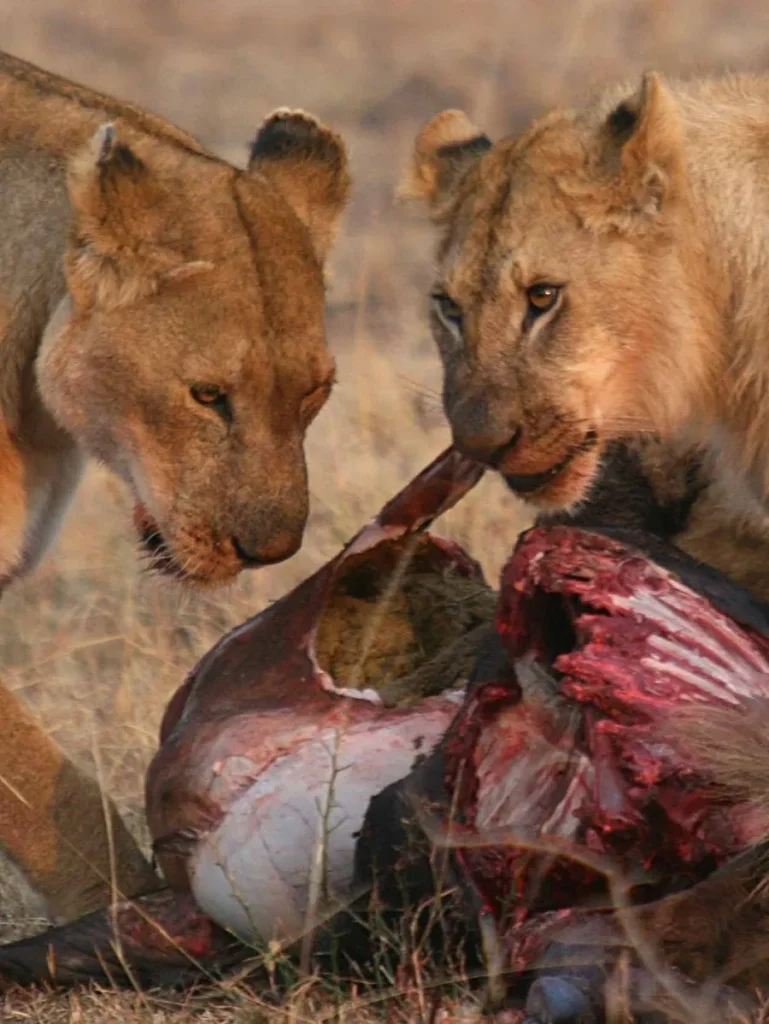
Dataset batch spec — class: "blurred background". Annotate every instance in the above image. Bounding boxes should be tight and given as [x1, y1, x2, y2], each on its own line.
[2, 0, 769, 932]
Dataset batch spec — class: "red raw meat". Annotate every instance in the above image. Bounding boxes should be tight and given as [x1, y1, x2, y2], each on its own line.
[447, 526, 769, 941]
[395, 524, 769, 1015]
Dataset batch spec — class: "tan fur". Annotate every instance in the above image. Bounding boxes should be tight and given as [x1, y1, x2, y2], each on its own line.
[665, 702, 769, 825]
[617, 434, 769, 604]
[405, 71, 769, 519]
[0, 52, 350, 920]
[676, 489, 769, 604]
[0, 418, 25, 577]
[0, 684, 160, 922]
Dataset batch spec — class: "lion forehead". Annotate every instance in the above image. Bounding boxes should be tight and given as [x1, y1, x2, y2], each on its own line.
[442, 174, 583, 304]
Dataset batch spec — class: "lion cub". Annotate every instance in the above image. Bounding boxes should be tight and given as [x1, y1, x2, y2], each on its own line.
[0, 51, 349, 923]
[403, 73, 769, 540]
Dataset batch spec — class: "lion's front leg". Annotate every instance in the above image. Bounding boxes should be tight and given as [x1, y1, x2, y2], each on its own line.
[0, 419, 27, 583]
[0, 680, 159, 924]
[0, 394, 87, 588]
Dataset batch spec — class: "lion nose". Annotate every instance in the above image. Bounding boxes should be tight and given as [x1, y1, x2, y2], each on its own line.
[232, 531, 301, 567]
[453, 425, 522, 468]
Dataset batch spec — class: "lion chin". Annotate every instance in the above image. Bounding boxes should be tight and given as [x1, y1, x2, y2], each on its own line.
[500, 435, 603, 511]
[131, 503, 240, 589]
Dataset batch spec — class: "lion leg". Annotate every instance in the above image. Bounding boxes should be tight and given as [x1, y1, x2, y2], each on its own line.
[0, 680, 160, 923]
[0, 417, 26, 581]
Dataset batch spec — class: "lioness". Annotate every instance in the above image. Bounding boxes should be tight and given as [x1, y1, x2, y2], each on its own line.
[403, 74, 769, 534]
[0, 51, 349, 922]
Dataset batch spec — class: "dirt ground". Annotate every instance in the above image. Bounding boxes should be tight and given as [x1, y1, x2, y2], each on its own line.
[3, 0, 769, 1019]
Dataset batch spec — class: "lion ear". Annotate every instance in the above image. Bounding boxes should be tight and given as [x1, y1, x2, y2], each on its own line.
[605, 72, 684, 216]
[67, 122, 187, 308]
[248, 109, 350, 263]
[400, 110, 492, 219]
[68, 122, 165, 255]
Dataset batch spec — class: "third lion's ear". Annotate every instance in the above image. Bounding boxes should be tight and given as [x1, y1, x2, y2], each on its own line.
[400, 109, 492, 220]
[248, 109, 350, 263]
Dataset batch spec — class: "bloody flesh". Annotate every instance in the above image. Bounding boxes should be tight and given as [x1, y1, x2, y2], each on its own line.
[435, 525, 769, 974]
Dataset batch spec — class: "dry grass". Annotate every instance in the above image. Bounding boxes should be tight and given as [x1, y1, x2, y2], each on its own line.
[1, 984, 518, 1024]
[3, 0, 769, 1018]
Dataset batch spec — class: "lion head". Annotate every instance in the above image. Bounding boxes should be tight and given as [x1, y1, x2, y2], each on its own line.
[37, 110, 350, 587]
[404, 76, 719, 511]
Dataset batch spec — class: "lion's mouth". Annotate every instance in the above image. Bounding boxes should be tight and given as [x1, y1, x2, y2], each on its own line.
[132, 503, 244, 588]
[503, 429, 598, 495]
[133, 501, 211, 585]
[133, 506, 187, 579]
[137, 520, 180, 577]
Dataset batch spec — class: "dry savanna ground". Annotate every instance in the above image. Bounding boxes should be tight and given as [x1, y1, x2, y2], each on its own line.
[3, 0, 769, 1019]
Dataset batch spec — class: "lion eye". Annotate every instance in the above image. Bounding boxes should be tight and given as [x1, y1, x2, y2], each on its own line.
[190, 383, 232, 422]
[431, 290, 464, 334]
[526, 283, 561, 315]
